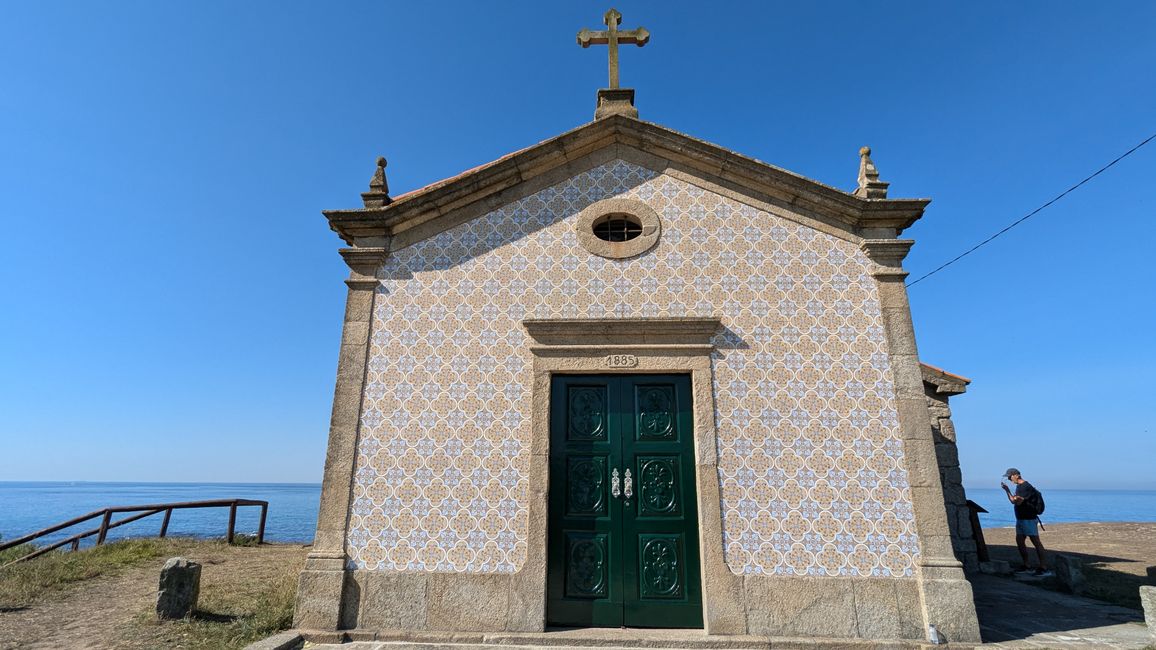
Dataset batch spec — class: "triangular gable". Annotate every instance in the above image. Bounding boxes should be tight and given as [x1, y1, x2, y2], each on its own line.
[325, 115, 930, 251]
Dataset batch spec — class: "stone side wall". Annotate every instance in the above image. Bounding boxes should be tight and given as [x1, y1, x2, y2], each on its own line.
[921, 364, 979, 573]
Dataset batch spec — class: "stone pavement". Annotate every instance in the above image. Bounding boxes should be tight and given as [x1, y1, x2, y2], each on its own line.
[298, 574, 1153, 650]
[300, 627, 940, 649]
[971, 572, 1150, 648]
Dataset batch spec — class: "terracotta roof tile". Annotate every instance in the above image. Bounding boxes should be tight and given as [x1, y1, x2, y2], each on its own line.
[920, 361, 971, 384]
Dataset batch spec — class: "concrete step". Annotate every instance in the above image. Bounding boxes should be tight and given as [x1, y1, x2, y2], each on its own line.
[299, 628, 948, 650]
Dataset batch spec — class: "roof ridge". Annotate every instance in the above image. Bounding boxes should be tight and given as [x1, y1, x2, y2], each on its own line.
[323, 116, 930, 249]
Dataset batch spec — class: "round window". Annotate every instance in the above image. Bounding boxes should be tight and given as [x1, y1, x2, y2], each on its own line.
[575, 198, 661, 259]
[592, 214, 643, 242]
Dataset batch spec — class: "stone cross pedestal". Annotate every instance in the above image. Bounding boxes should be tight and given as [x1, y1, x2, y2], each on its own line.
[156, 557, 201, 619]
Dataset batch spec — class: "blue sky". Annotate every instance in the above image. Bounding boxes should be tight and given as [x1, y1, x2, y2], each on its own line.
[1, 2, 1153, 489]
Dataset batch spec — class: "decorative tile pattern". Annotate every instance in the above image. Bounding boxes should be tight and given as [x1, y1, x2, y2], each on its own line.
[346, 159, 920, 577]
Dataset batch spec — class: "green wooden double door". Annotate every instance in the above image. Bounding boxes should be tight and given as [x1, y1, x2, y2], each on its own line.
[547, 374, 703, 628]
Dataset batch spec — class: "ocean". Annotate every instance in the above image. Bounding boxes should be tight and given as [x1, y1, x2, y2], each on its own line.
[964, 487, 1156, 528]
[2, 482, 1154, 549]
[0, 482, 320, 548]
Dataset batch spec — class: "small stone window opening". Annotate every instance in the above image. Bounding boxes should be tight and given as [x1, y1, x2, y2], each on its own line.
[592, 214, 643, 242]
[575, 198, 660, 258]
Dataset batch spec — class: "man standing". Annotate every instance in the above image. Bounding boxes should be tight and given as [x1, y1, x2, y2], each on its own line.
[1001, 468, 1051, 576]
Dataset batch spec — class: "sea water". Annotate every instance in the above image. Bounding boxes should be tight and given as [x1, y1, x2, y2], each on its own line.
[0, 482, 320, 548]
[2, 482, 1154, 549]
[965, 487, 1156, 528]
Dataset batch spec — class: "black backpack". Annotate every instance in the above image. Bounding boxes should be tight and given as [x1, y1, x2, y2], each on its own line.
[1028, 488, 1046, 516]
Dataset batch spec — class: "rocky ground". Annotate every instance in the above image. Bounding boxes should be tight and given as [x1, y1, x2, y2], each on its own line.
[982, 522, 1156, 610]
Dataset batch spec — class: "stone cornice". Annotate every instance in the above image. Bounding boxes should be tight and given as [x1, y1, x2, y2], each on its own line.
[857, 200, 932, 233]
[324, 116, 931, 250]
[523, 316, 721, 346]
[338, 247, 387, 288]
[338, 247, 388, 269]
[859, 239, 915, 279]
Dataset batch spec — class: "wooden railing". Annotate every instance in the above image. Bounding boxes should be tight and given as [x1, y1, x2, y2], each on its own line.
[0, 499, 268, 569]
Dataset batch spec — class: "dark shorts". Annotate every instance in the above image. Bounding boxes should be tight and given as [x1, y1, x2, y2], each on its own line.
[1016, 518, 1039, 536]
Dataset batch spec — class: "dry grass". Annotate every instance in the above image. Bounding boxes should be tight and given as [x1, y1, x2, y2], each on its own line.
[127, 550, 299, 649]
[0, 538, 203, 610]
[0, 538, 307, 650]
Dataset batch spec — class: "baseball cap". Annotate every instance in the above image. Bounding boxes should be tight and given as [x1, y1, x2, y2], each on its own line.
[1003, 468, 1020, 479]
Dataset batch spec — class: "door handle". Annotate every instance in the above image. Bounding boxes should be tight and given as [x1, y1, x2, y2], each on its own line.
[624, 468, 633, 499]
[611, 468, 621, 498]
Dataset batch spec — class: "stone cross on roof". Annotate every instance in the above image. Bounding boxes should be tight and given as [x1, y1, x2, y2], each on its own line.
[577, 8, 649, 89]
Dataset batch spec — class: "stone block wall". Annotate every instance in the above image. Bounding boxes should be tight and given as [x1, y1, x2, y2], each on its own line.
[921, 364, 979, 573]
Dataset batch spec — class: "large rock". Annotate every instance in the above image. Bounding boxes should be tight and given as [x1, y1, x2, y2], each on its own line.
[156, 557, 201, 619]
[1052, 553, 1085, 595]
[1141, 586, 1156, 642]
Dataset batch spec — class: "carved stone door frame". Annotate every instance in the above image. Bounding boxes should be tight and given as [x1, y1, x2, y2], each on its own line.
[517, 317, 746, 634]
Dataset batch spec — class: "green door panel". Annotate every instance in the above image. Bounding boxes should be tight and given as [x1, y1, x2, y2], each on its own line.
[548, 377, 623, 627]
[636, 456, 681, 516]
[564, 532, 610, 598]
[547, 374, 702, 629]
[567, 385, 609, 441]
[638, 533, 685, 598]
[620, 376, 702, 627]
[636, 384, 677, 440]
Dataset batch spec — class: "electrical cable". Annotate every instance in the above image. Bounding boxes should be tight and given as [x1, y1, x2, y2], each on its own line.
[906, 131, 1156, 288]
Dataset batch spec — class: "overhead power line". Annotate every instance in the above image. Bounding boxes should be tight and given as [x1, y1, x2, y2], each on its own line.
[906, 131, 1156, 288]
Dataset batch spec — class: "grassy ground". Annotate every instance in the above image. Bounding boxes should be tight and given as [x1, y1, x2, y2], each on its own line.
[0, 538, 200, 609]
[0, 538, 306, 650]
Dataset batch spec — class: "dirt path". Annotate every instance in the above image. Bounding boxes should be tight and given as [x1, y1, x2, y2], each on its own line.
[1, 561, 158, 650]
[0, 543, 308, 650]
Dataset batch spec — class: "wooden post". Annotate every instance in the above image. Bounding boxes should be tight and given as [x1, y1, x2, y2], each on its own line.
[256, 503, 267, 544]
[969, 505, 990, 563]
[71, 539, 80, 552]
[159, 508, 172, 538]
[96, 510, 112, 545]
[226, 502, 237, 544]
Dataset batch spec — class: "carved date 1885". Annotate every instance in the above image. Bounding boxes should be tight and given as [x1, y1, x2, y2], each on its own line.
[605, 354, 638, 368]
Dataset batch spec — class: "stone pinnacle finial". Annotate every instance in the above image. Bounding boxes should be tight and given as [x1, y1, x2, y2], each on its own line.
[855, 146, 890, 199]
[362, 156, 392, 208]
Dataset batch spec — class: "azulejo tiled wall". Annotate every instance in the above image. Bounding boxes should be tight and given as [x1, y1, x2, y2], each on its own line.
[346, 159, 920, 577]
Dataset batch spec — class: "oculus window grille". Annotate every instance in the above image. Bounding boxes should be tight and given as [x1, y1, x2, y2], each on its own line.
[593, 215, 643, 242]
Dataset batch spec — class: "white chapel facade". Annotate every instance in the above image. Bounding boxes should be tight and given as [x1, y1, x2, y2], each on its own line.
[295, 11, 981, 645]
